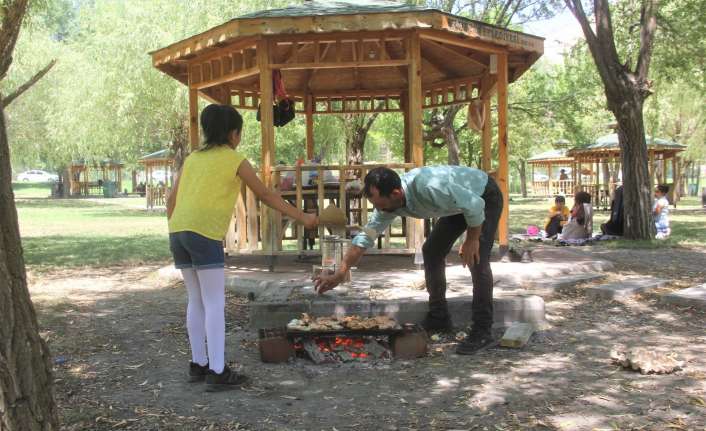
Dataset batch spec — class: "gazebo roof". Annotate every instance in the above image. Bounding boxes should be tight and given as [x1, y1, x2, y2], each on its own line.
[139, 149, 174, 163]
[569, 134, 686, 157]
[239, 1, 430, 19]
[528, 149, 573, 164]
[150, 0, 544, 110]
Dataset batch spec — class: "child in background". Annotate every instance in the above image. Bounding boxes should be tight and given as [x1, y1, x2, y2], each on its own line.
[167, 104, 317, 391]
[653, 184, 671, 239]
[560, 191, 593, 240]
[544, 195, 569, 238]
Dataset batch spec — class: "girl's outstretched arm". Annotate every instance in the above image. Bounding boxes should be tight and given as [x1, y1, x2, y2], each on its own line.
[237, 160, 318, 229]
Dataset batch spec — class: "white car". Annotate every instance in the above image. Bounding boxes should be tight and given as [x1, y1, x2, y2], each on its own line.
[17, 170, 59, 182]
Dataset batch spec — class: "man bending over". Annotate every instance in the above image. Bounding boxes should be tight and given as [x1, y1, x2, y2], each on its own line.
[314, 166, 503, 355]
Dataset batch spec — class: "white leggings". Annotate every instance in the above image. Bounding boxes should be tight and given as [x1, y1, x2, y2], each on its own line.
[181, 268, 226, 373]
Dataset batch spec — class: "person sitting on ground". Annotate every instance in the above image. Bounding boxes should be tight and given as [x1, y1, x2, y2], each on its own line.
[601, 185, 624, 236]
[167, 104, 318, 391]
[559, 191, 592, 240]
[544, 195, 569, 238]
[653, 184, 671, 239]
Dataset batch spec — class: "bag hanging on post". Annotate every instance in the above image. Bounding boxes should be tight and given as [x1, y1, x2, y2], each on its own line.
[257, 69, 296, 127]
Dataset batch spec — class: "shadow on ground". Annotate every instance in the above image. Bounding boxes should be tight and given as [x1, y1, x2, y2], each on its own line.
[30, 258, 706, 431]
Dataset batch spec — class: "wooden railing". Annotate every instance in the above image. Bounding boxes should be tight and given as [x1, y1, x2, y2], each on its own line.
[532, 180, 575, 197]
[146, 185, 170, 209]
[224, 163, 416, 255]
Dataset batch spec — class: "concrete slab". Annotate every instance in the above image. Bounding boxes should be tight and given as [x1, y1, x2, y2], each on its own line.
[249, 294, 546, 330]
[661, 284, 706, 310]
[224, 247, 610, 330]
[528, 272, 607, 295]
[585, 277, 669, 300]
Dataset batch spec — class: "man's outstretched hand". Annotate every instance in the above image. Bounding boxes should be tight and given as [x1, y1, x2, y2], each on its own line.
[313, 271, 345, 294]
[459, 237, 480, 268]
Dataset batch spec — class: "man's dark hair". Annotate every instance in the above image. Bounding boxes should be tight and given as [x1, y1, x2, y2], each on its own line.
[574, 191, 591, 205]
[657, 184, 669, 194]
[555, 195, 566, 204]
[364, 167, 402, 198]
[200, 104, 243, 149]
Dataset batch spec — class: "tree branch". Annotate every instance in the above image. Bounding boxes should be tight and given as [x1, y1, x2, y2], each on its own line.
[1, 59, 57, 108]
[635, 0, 658, 80]
[0, 0, 29, 80]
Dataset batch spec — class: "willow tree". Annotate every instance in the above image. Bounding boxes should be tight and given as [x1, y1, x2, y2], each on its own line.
[0, 0, 59, 429]
[566, 0, 658, 239]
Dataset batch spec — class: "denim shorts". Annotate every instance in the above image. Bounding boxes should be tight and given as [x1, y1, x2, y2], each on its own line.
[169, 231, 224, 270]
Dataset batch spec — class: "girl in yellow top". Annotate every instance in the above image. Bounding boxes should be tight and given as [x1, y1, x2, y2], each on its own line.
[167, 104, 317, 391]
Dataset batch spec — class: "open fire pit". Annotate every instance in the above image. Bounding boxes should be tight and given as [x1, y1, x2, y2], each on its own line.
[259, 315, 427, 364]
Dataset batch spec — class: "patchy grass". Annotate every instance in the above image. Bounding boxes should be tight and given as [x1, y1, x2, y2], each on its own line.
[16, 198, 170, 268]
[15, 192, 704, 269]
[12, 181, 53, 198]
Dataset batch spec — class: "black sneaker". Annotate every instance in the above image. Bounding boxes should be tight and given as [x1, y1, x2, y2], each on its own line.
[205, 365, 249, 392]
[420, 313, 453, 333]
[455, 330, 495, 355]
[188, 362, 209, 383]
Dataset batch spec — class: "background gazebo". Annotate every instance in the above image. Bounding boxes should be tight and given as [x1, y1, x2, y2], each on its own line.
[568, 133, 686, 208]
[138, 149, 174, 208]
[528, 149, 574, 197]
[150, 1, 544, 257]
[69, 159, 123, 197]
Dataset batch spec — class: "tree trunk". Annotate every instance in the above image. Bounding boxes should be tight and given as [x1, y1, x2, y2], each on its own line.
[443, 126, 461, 165]
[0, 104, 59, 431]
[694, 162, 701, 196]
[518, 160, 528, 197]
[612, 99, 655, 239]
[344, 113, 379, 165]
[347, 128, 364, 165]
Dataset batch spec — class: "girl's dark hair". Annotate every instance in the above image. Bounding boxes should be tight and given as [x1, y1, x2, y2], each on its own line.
[200, 104, 243, 149]
[555, 195, 566, 204]
[364, 167, 402, 197]
[657, 184, 669, 194]
[574, 191, 591, 205]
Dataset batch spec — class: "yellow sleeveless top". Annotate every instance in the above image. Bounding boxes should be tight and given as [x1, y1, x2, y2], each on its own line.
[168, 146, 246, 240]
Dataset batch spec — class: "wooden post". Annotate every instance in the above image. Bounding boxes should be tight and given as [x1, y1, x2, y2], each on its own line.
[236, 185, 247, 250]
[402, 91, 410, 163]
[481, 74, 493, 172]
[305, 94, 314, 160]
[317, 166, 325, 245]
[246, 187, 259, 250]
[496, 52, 509, 250]
[547, 161, 553, 195]
[408, 32, 425, 252]
[295, 166, 304, 251]
[258, 39, 275, 252]
[188, 88, 199, 151]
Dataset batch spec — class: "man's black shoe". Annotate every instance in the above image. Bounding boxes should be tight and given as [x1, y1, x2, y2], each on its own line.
[188, 362, 209, 383]
[205, 365, 249, 392]
[421, 313, 453, 332]
[455, 330, 495, 355]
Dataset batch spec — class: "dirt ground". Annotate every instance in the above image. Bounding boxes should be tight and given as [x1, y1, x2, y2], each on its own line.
[29, 246, 706, 431]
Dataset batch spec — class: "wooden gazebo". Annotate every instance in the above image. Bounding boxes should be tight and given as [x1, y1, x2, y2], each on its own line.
[69, 159, 123, 196]
[138, 149, 174, 208]
[568, 133, 686, 208]
[528, 149, 574, 197]
[150, 2, 544, 256]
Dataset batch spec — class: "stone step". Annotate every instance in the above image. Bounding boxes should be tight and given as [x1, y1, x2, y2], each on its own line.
[585, 277, 669, 300]
[528, 272, 607, 295]
[249, 294, 547, 330]
[660, 284, 706, 310]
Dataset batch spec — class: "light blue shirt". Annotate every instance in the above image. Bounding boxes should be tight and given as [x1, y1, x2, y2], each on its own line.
[351, 166, 489, 249]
